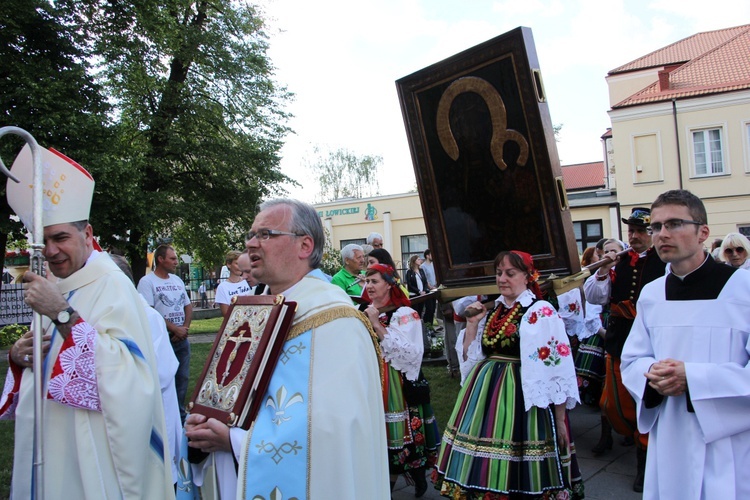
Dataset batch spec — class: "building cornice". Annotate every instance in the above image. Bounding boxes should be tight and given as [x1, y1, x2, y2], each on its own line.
[312, 191, 419, 209]
[609, 89, 750, 123]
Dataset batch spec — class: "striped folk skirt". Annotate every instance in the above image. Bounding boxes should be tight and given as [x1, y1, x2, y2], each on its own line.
[575, 334, 606, 406]
[384, 363, 441, 474]
[574, 334, 606, 381]
[435, 355, 583, 499]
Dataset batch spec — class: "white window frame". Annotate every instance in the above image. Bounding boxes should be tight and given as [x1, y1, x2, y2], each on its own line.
[743, 120, 750, 174]
[688, 124, 728, 178]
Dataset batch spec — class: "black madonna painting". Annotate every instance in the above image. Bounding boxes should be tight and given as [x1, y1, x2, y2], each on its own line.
[397, 26, 580, 289]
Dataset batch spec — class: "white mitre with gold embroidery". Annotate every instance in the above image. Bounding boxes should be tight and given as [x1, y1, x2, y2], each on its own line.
[6, 143, 95, 229]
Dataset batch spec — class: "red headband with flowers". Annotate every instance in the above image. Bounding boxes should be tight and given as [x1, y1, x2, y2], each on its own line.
[510, 250, 543, 299]
[365, 264, 411, 308]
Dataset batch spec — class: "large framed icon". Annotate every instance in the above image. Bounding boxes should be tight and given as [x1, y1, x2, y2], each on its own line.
[396, 26, 580, 294]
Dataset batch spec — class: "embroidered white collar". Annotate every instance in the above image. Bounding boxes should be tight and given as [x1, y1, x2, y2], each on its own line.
[493, 288, 535, 309]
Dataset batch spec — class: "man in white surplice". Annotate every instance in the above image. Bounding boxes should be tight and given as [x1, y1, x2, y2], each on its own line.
[183, 198, 389, 499]
[621, 189, 750, 499]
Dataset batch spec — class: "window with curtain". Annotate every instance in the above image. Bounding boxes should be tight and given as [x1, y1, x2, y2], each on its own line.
[692, 128, 724, 176]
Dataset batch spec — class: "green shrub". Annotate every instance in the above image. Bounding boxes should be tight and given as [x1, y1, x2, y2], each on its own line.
[0, 323, 27, 347]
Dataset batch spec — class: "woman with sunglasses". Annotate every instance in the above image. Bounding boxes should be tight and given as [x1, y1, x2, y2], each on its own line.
[720, 232, 750, 270]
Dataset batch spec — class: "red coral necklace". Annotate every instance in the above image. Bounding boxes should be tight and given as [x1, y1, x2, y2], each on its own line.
[482, 302, 523, 348]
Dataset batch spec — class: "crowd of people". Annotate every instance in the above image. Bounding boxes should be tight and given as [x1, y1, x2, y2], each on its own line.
[1, 145, 749, 500]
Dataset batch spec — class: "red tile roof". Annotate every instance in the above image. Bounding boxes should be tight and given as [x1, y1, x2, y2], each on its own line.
[610, 24, 750, 108]
[561, 161, 605, 191]
[609, 25, 749, 74]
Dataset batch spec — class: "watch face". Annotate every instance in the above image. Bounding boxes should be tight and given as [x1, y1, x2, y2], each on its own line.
[57, 309, 71, 324]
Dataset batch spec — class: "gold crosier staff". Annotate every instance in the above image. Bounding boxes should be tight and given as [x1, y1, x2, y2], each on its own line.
[0, 126, 46, 499]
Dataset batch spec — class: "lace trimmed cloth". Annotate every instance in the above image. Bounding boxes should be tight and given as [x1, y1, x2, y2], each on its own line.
[379, 307, 424, 381]
[0, 318, 100, 419]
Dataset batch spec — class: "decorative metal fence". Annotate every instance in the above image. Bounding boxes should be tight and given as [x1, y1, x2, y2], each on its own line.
[1, 284, 33, 326]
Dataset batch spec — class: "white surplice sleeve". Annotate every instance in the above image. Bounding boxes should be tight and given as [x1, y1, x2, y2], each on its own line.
[583, 272, 610, 306]
[685, 339, 750, 443]
[380, 307, 424, 381]
[452, 295, 479, 318]
[620, 301, 661, 434]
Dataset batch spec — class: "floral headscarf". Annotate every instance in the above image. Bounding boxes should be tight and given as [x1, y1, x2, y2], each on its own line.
[364, 264, 411, 308]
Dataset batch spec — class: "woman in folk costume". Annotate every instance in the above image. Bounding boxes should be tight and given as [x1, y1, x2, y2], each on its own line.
[367, 248, 410, 297]
[363, 264, 441, 497]
[435, 251, 583, 499]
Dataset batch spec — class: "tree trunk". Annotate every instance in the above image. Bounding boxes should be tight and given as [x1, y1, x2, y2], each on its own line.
[129, 229, 149, 285]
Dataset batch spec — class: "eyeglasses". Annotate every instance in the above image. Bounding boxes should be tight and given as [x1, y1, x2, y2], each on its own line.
[647, 219, 703, 235]
[724, 247, 747, 255]
[246, 228, 303, 241]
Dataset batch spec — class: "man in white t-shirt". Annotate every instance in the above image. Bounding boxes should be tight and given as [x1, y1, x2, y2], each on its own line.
[138, 244, 193, 422]
[215, 250, 252, 316]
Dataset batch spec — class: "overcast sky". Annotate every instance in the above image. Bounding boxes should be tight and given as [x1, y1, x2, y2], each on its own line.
[256, 0, 750, 202]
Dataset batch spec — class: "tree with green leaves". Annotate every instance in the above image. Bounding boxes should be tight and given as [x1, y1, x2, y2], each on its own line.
[309, 146, 382, 203]
[0, 0, 112, 266]
[54, 0, 292, 280]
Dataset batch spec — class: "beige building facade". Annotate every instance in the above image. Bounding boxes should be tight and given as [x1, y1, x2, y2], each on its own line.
[315, 193, 430, 272]
[315, 165, 617, 273]
[606, 24, 750, 240]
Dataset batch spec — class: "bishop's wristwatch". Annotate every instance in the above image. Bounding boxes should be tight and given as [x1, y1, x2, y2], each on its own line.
[53, 306, 76, 326]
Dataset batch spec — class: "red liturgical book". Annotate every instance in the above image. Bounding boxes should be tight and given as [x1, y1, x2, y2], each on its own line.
[188, 294, 297, 429]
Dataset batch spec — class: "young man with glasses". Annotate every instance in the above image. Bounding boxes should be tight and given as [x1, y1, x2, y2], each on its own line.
[621, 189, 750, 498]
[584, 206, 667, 492]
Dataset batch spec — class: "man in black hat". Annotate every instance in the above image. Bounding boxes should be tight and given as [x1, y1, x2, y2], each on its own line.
[584, 207, 666, 492]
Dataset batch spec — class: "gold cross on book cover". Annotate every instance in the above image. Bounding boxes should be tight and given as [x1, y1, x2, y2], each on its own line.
[188, 294, 297, 429]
